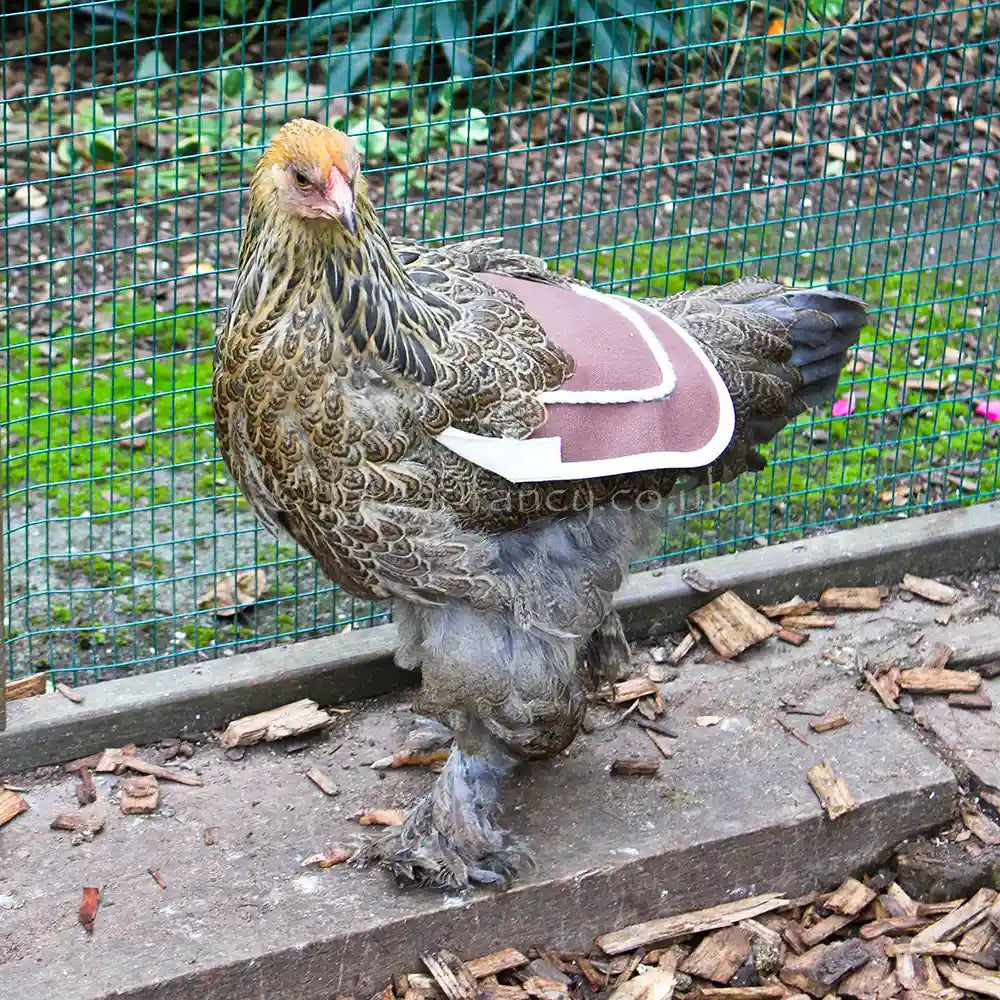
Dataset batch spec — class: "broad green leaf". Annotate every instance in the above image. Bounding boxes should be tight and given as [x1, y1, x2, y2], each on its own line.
[391, 5, 433, 68]
[325, 6, 399, 96]
[808, 0, 844, 21]
[136, 50, 172, 81]
[346, 116, 388, 161]
[295, 0, 376, 42]
[451, 108, 489, 145]
[433, 3, 475, 83]
[269, 70, 305, 94]
[506, 0, 558, 72]
[221, 67, 253, 101]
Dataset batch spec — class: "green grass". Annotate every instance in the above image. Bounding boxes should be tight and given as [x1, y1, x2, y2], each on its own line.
[585, 233, 1000, 562]
[3, 299, 218, 517]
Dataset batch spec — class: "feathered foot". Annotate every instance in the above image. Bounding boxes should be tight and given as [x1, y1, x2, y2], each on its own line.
[353, 743, 526, 889]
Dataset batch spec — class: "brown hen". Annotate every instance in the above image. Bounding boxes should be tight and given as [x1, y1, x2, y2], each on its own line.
[214, 119, 869, 889]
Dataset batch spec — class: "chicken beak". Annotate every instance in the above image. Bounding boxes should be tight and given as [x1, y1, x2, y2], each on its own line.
[322, 173, 357, 234]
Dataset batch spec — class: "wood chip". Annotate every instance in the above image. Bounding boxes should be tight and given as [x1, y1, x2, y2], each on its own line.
[837, 939, 891, 999]
[219, 699, 331, 748]
[466, 948, 529, 979]
[305, 767, 339, 796]
[886, 940, 957, 956]
[963, 807, 1000, 846]
[669, 632, 697, 665]
[356, 809, 406, 826]
[780, 614, 837, 629]
[4, 671, 46, 701]
[825, 877, 878, 917]
[646, 730, 675, 759]
[779, 939, 870, 997]
[608, 678, 659, 703]
[759, 596, 817, 619]
[900, 574, 958, 604]
[76, 767, 96, 806]
[687, 592, 779, 659]
[203, 826, 219, 845]
[895, 952, 944, 992]
[912, 888, 996, 943]
[54, 681, 85, 703]
[778, 627, 810, 646]
[148, 868, 167, 889]
[818, 587, 885, 610]
[50, 804, 106, 836]
[950, 692, 993, 710]
[679, 926, 750, 983]
[607, 968, 675, 1000]
[0, 788, 28, 827]
[920, 642, 954, 670]
[897, 668, 981, 694]
[697, 716, 722, 727]
[611, 758, 660, 777]
[596, 893, 787, 955]
[120, 755, 203, 786]
[800, 913, 854, 947]
[95, 745, 137, 773]
[884, 882, 921, 917]
[120, 775, 159, 814]
[79, 886, 100, 933]
[688, 988, 785, 999]
[809, 712, 851, 733]
[939, 962, 1000, 999]
[865, 668, 901, 710]
[859, 916, 930, 940]
[807, 760, 857, 819]
[422, 950, 478, 1000]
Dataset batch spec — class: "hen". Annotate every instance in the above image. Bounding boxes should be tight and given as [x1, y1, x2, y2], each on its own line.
[214, 119, 869, 889]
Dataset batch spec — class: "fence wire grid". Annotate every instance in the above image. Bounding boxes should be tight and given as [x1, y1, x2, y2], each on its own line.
[2, 0, 999, 684]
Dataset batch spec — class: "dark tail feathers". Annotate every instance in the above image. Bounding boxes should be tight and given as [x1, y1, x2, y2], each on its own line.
[783, 288, 870, 407]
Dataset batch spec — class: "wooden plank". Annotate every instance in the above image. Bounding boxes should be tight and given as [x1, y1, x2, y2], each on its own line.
[687, 592, 779, 659]
[596, 893, 787, 955]
[807, 760, 857, 819]
[4, 671, 46, 702]
[220, 698, 332, 748]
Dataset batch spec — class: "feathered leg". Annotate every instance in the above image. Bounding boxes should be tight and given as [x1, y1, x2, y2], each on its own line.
[354, 506, 658, 889]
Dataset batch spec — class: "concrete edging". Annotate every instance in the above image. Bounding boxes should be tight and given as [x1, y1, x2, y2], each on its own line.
[2, 499, 998, 774]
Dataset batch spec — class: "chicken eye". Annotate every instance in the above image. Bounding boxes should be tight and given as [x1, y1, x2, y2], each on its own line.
[293, 171, 311, 189]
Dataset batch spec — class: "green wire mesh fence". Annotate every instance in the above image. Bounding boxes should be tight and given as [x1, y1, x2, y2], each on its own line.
[2, 0, 999, 685]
